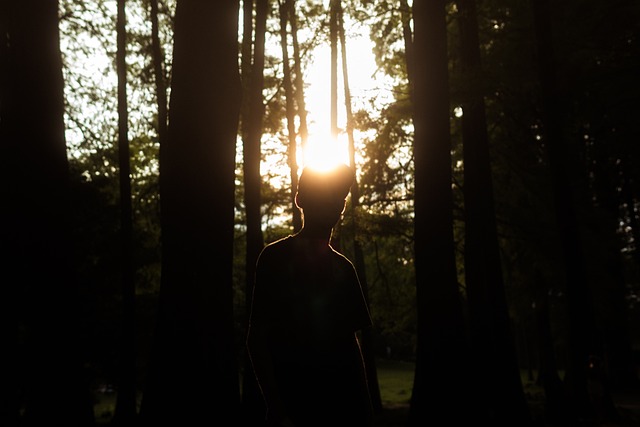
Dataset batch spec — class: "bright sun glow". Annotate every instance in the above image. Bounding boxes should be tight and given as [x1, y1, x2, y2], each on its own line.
[300, 133, 350, 171]
[257, 14, 394, 201]
[297, 25, 380, 172]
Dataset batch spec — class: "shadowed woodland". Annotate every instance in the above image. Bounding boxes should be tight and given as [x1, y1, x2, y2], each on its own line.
[1, 0, 639, 426]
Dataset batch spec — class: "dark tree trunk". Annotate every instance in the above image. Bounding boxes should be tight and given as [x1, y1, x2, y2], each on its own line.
[138, 1, 241, 424]
[243, 0, 266, 294]
[399, 0, 413, 98]
[330, 0, 339, 140]
[0, 1, 95, 426]
[150, 0, 169, 148]
[288, 0, 308, 151]
[241, 0, 268, 423]
[112, 1, 137, 425]
[278, 0, 302, 233]
[337, 3, 382, 413]
[456, 1, 530, 425]
[591, 157, 639, 392]
[533, 273, 570, 424]
[530, 0, 612, 422]
[408, 0, 478, 424]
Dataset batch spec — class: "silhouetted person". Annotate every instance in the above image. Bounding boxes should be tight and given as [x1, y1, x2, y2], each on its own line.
[246, 164, 374, 427]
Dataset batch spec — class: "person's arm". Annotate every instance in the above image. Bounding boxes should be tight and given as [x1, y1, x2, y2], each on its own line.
[246, 248, 294, 426]
[246, 322, 293, 426]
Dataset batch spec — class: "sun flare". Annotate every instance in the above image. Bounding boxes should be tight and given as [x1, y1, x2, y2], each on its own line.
[299, 132, 350, 172]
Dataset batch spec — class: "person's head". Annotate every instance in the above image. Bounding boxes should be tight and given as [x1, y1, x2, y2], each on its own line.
[295, 163, 355, 230]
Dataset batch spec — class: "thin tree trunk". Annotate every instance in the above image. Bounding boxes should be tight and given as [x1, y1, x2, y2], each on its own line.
[279, 0, 302, 232]
[113, 0, 137, 424]
[241, 0, 268, 423]
[409, 0, 478, 424]
[533, 271, 570, 424]
[243, 0, 267, 287]
[456, 0, 530, 424]
[399, 0, 413, 98]
[337, 4, 382, 413]
[150, 0, 168, 148]
[138, 1, 241, 424]
[240, 0, 253, 140]
[288, 0, 308, 150]
[329, 0, 338, 140]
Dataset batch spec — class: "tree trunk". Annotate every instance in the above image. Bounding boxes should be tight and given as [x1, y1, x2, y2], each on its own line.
[456, 1, 530, 424]
[150, 0, 169, 148]
[591, 155, 639, 392]
[330, 0, 339, 140]
[279, 0, 302, 233]
[530, 0, 609, 421]
[533, 272, 570, 424]
[288, 0, 308, 151]
[399, 0, 413, 98]
[240, 0, 268, 423]
[408, 1, 478, 424]
[243, 0, 267, 290]
[113, 0, 137, 424]
[138, 1, 241, 424]
[0, 1, 95, 426]
[337, 3, 382, 413]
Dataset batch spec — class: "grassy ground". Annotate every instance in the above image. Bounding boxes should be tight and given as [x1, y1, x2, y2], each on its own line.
[91, 359, 640, 426]
[92, 358, 416, 424]
[371, 360, 640, 427]
[372, 358, 413, 427]
[375, 358, 415, 406]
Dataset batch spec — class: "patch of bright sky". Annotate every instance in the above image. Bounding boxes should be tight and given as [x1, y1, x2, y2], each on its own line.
[257, 13, 396, 229]
[60, 1, 118, 162]
[60, 0, 171, 181]
[259, 14, 395, 193]
[303, 32, 395, 168]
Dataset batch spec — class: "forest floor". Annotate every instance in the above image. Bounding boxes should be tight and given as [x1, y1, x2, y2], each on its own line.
[371, 387, 640, 427]
[371, 358, 640, 427]
[91, 358, 640, 426]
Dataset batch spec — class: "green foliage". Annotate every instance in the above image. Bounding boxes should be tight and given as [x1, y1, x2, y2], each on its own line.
[58, 0, 640, 391]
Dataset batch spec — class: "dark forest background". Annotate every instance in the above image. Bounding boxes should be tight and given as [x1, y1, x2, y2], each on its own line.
[1, 0, 639, 426]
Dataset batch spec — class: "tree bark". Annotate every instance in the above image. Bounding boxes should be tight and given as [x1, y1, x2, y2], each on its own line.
[0, 1, 95, 426]
[337, 3, 382, 413]
[288, 0, 308, 151]
[530, 0, 610, 421]
[150, 0, 168, 148]
[330, 0, 339, 140]
[533, 272, 570, 424]
[456, 0, 530, 424]
[243, 0, 267, 266]
[399, 0, 413, 99]
[113, 0, 137, 424]
[240, 0, 268, 423]
[243, 0, 267, 303]
[408, 0, 478, 424]
[279, 0, 302, 233]
[138, 1, 242, 424]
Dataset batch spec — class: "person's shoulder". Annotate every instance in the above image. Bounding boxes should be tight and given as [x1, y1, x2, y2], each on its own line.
[258, 235, 294, 260]
[330, 247, 356, 269]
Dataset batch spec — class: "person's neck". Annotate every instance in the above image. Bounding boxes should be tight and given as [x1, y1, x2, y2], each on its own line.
[296, 226, 333, 245]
